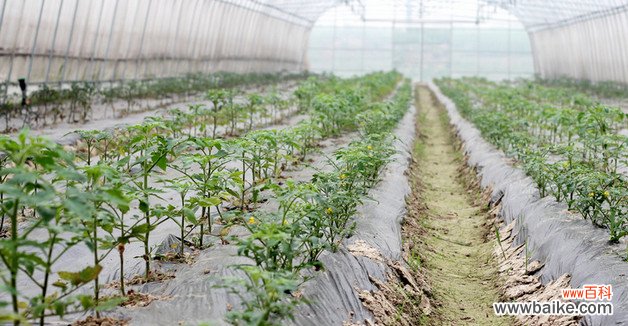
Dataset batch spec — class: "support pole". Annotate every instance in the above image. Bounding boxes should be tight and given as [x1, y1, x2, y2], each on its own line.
[98, 0, 120, 83]
[26, 0, 46, 82]
[60, 0, 81, 84]
[45, 0, 65, 83]
[86, 0, 106, 81]
[134, 0, 154, 80]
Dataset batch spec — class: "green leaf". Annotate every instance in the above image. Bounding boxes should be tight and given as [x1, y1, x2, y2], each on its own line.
[95, 297, 127, 311]
[58, 265, 103, 286]
[155, 156, 168, 171]
[52, 280, 68, 291]
[197, 197, 222, 207]
[139, 199, 149, 213]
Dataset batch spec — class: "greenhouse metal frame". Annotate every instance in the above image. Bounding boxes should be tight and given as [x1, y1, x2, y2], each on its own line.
[1, 0, 628, 88]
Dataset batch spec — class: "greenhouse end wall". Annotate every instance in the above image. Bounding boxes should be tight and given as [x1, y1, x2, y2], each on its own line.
[0, 0, 310, 85]
[529, 8, 628, 84]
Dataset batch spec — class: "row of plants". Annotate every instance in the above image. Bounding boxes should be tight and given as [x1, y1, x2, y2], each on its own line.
[224, 80, 412, 325]
[0, 72, 308, 133]
[0, 72, 403, 325]
[436, 77, 628, 243]
[538, 77, 628, 100]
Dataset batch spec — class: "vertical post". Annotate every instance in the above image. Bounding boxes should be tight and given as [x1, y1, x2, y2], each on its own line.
[189, 0, 209, 74]
[86, 0, 106, 81]
[45, 0, 65, 83]
[507, 17, 512, 80]
[0, 0, 7, 38]
[419, 0, 424, 81]
[167, 0, 185, 77]
[98, 0, 120, 83]
[448, 20, 453, 78]
[419, 22, 424, 81]
[60, 0, 81, 84]
[331, 6, 337, 73]
[475, 22, 480, 77]
[26, 0, 46, 82]
[361, 17, 365, 75]
[134, 0, 153, 80]
[0, 0, 10, 98]
[118, 1, 143, 81]
[5, 1, 28, 97]
[448, 0, 454, 78]
[391, 16, 396, 73]
[177, 0, 202, 76]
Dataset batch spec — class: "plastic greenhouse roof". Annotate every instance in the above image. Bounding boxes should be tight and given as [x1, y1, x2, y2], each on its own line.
[249, 0, 628, 30]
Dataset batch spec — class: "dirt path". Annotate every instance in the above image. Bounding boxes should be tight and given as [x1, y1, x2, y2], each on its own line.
[409, 85, 511, 325]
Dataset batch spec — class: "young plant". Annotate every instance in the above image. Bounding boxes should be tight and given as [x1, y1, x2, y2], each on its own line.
[75, 163, 133, 315]
[159, 177, 197, 257]
[174, 137, 236, 247]
[205, 89, 227, 138]
[311, 171, 362, 250]
[223, 90, 241, 136]
[100, 178, 138, 297]
[246, 93, 263, 131]
[124, 122, 181, 280]
[223, 266, 302, 326]
[0, 132, 101, 325]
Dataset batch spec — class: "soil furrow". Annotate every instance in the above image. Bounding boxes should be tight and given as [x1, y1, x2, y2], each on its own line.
[408, 85, 511, 325]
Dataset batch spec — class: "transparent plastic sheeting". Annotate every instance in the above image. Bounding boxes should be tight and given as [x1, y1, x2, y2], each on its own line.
[0, 0, 312, 84]
[2, 0, 628, 85]
[528, 9, 628, 84]
[430, 82, 628, 326]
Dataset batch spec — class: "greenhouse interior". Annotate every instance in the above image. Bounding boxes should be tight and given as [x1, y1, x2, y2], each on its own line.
[0, 0, 627, 325]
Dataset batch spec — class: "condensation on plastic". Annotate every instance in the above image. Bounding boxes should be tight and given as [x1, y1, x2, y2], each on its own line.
[111, 102, 417, 325]
[429, 82, 628, 326]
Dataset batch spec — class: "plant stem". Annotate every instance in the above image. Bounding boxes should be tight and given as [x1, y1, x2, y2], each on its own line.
[93, 217, 100, 318]
[143, 145, 151, 281]
[144, 170, 150, 281]
[11, 200, 19, 326]
[119, 215, 126, 296]
[39, 233, 57, 326]
[180, 194, 185, 258]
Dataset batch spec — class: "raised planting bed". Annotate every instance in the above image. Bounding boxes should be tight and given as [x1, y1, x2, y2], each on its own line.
[430, 81, 628, 325]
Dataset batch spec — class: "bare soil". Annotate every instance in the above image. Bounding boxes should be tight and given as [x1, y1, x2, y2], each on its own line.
[407, 85, 512, 325]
